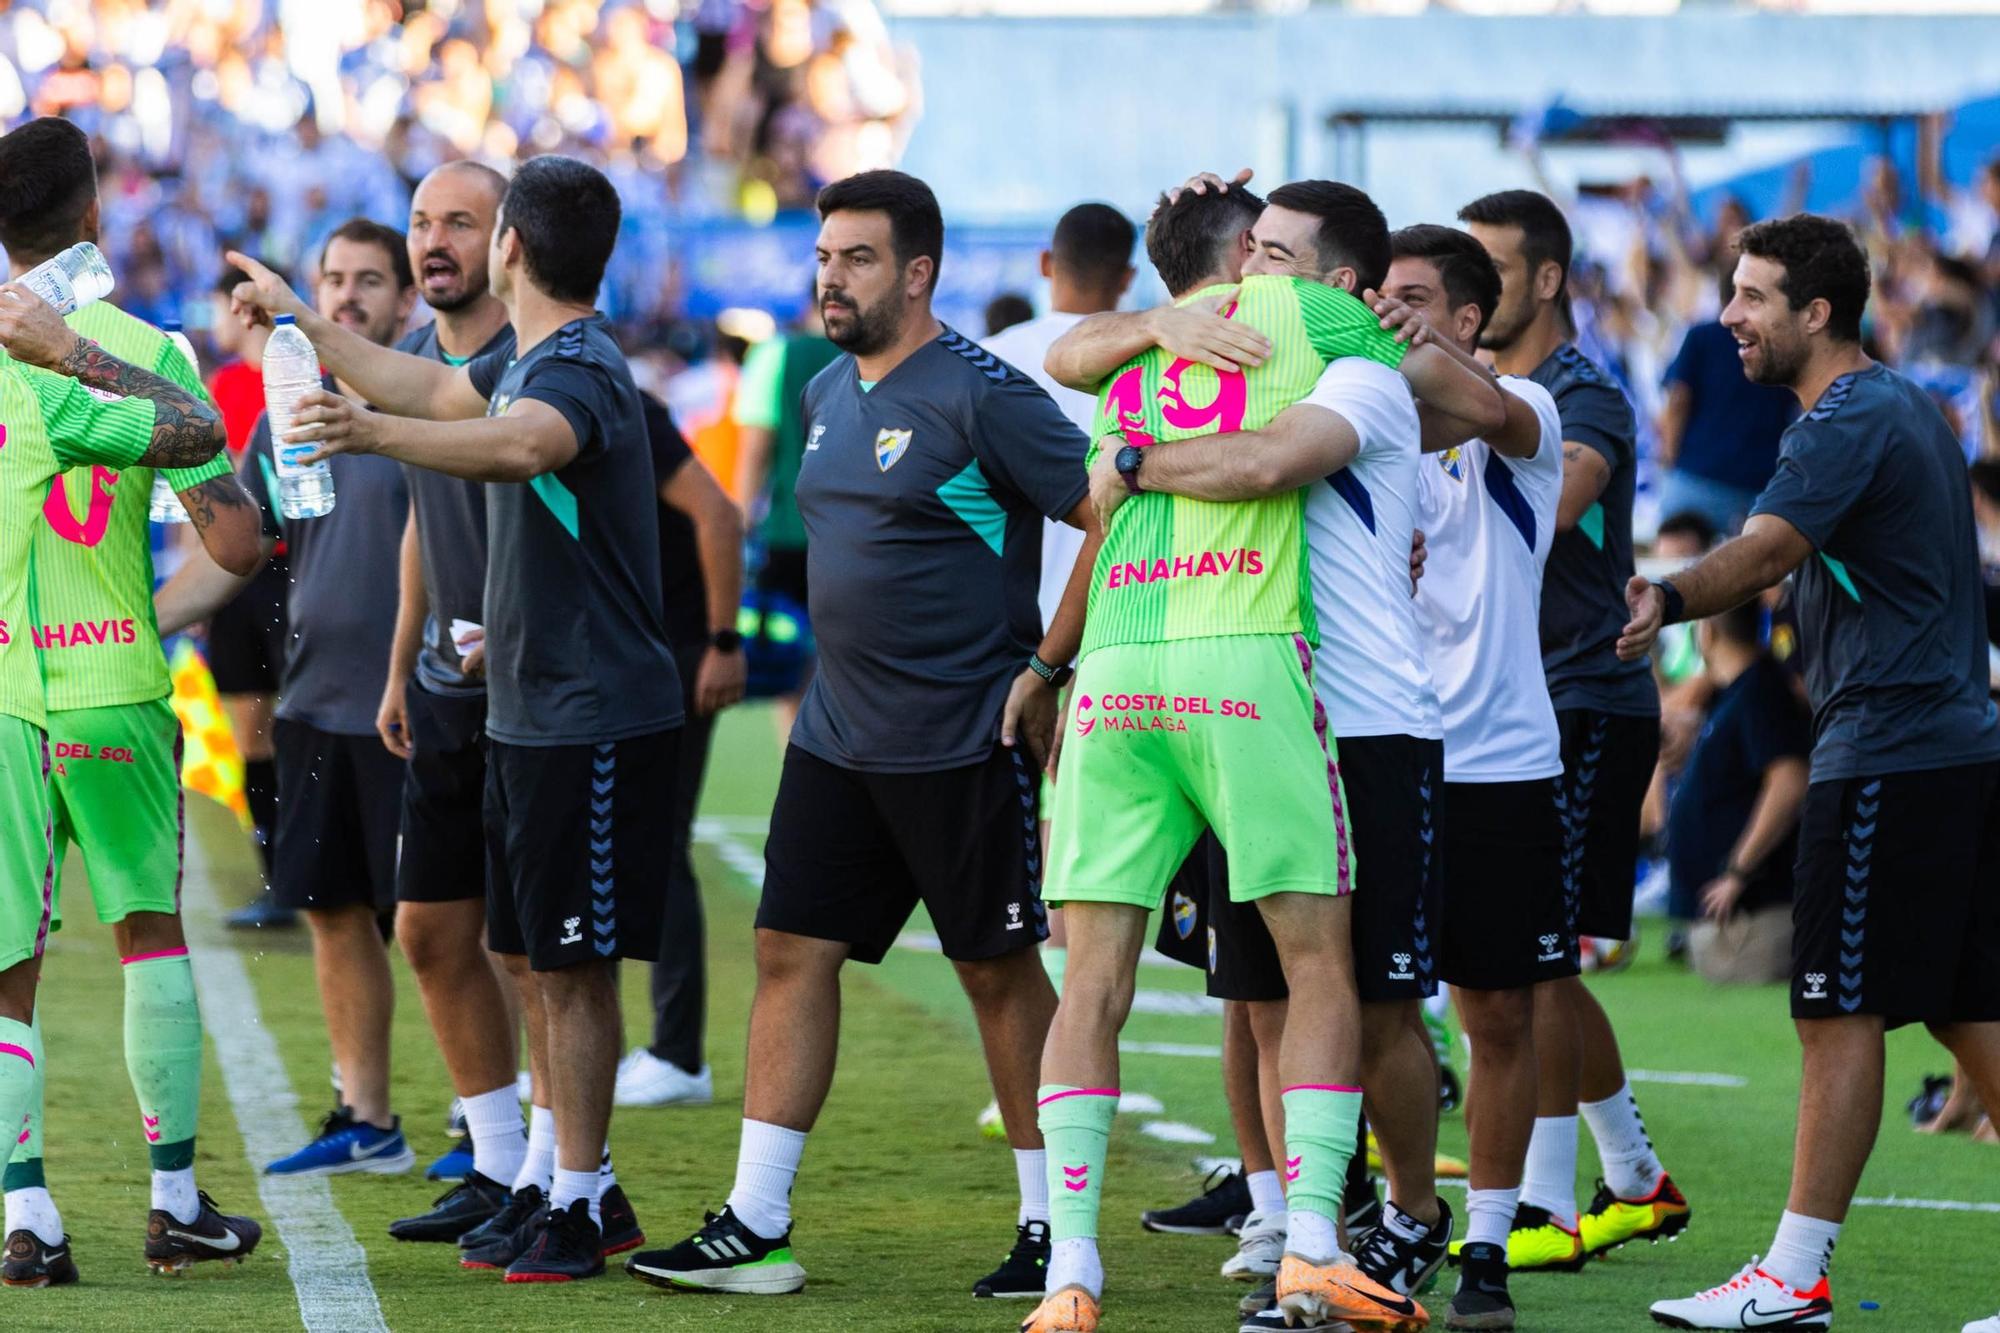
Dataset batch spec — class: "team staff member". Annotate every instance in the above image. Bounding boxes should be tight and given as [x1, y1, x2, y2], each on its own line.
[228, 154, 683, 1284]
[1460, 189, 1678, 1268]
[628, 170, 1101, 1303]
[1631, 215, 2000, 1333]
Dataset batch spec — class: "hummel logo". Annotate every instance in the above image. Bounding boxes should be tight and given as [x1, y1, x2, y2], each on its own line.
[1802, 972, 1828, 1001]
[1389, 951, 1414, 981]
[560, 916, 583, 946]
[1537, 933, 1563, 963]
[806, 423, 825, 452]
[165, 1225, 240, 1253]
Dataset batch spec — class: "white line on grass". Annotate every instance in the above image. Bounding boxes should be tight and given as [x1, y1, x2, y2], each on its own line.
[1120, 1041, 1224, 1059]
[1852, 1195, 2000, 1214]
[1628, 1069, 1749, 1088]
[182, 832, 390, 1333]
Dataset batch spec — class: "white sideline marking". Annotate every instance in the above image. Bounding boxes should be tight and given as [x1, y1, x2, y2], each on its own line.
[1852, 1195, 2000, 1214]
[1116, 1092, 1165, 1115]
[1132, 990, 1224, 1017]
[1628, 1069, 1749, 1089]
[1139, 1121, 1217, 1146]
[1120, 1041, 1224, 1059]
[182, 832, 390, 1333]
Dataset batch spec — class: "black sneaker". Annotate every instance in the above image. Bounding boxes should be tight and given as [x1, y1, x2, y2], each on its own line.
[600, 1183, 645, 1257]
[503, 1197, 604, 1283]
[1240, 1303, 1335, 1332]
[971, 1219, 1048, 1298]
[145, 1192, 263, 1275]
[624, 1205, 806, 1295]
[389, 1171, 510, 1243]
[1446, 1241, 1515, 1331]
[1237, 1278, 1277, 1318]
[1345, 1183, 1385, 1234]
[1356, 1197, 1454, 1296]
[459, 1186, 547, 1270]
[1139, 1165, 1251, 1235]
[2, 1230, 77, 1287]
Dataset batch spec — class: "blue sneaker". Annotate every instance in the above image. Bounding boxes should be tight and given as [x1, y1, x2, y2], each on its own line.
[265, 1107, 416, 1177]
[426, 1142, 475, 1182]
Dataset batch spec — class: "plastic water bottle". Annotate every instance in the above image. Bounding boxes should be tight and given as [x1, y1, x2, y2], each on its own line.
[17, 242, 114, 314]
[263, 314, 335, 518]
[149, 321, 201, 524]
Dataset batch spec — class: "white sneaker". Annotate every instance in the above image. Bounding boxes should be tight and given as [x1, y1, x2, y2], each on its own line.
[1221, 1207, 1285, 1281]
[1964, 1314, 2000, 1333]
[1648, 1257, 1831, 1329]
[613, 1048, 714, 1107]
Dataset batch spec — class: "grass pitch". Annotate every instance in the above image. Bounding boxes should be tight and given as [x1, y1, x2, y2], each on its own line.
[12, 703, 1998, 1331]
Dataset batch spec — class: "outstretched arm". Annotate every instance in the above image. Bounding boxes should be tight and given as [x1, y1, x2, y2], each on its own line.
[1045, 297, 1271, 391]
[290, 391, 578, 482]
[1092, 404, 1358, 520]
[1618, 514, 1813, 660]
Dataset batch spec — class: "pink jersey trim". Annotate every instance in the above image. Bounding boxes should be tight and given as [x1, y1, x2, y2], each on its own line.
[0, 1043, 33, 1068]
[1281, 1084, 1364, 1095]
[1037, 1087, 1120, 1107]
[121, 947, 191, 966]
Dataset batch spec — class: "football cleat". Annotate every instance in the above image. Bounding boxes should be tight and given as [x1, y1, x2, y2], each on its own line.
[1450, 1204, 1586, 1273]
[1020, 1283, 1099, 1332]
[1221, 1207, 1285, 1281]
[264, 1107, 414, 1177]
[623, 1205, 806, 1295]
[1238, 1278, 1277, 1317]
[1274, 1250, 1429, 1331]
[977, 1098, 1009, 1141]
[1355, 1198, 1454, 1297]
[1648, 1259, 1831, 1329]
[2, 1230, 77, 1287]
[503, 1197, 603, 1283]
[1140, 1164, 1250, 1235]
[1446, 1241, 1513, 1331]
[145, 1192, 263, 1275]
[389, 1170, 511, 1243]
[1580, 1174, 1691, 1256]
[1365, 1130, 1468, 1181]
[972, 1219, 1049, 1298]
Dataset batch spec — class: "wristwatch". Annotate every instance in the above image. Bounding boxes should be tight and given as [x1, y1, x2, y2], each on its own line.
[710, 628, 743, 653]
[1115, 443, 1147, 495]
[1027, 653, 1074, 690]
[1654, 579, 1686, 626]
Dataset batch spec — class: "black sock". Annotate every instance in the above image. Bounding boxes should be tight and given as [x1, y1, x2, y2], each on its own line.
[244, 758, 277, 877]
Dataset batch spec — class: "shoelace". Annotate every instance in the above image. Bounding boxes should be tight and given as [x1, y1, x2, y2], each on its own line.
[1352, 1223, 1403, 1278]
[1199, 1163, 1239, 1200]
[1695, 1257, 1764, 1301]
[314, 1108, 355, 1140]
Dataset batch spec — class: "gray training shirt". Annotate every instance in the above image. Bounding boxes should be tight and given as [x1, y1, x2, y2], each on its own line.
[466, 315, 682, 747]
[1750, 363, 2000, 782]
[791, 327, 1090, 773]
[397, 320, 516, 698]
[1530, 344, 1659, 718]
[241, 394, 410, 736]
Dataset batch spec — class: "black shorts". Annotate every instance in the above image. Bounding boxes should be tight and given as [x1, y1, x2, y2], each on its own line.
[1438, 778, 1576, 991]
[1164, 736, 1447, 1005]
[755, 547, 808, 608]
[1555, 710, 1659, 942]
[1791, 761, 2000, 1025]
[758, 743, 1045, 965]
[1152, 836, 1213, 971]
[484, 730, 678, 971]
[205, 556, 289, 695]
[395, 683, 487, 905]
[271, 718, 404, 912]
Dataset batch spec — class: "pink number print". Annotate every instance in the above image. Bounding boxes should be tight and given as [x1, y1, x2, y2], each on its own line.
[1105, 365, 1156, 447]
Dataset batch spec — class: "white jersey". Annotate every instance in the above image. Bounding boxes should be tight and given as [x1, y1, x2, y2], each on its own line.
[984, 311, 1093, 639]
[1301, 359, 1443, 740]
[1414, 374, 1565, 783]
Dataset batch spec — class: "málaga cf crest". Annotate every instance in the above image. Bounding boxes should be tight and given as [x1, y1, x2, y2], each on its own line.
[875, 428, 912, 471]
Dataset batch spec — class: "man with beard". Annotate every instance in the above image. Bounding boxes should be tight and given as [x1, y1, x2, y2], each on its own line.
[1629, 215, 2000, 1333]
[626, 170, 1102, 1302]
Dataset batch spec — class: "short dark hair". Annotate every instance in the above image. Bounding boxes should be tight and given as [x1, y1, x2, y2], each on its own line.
[0, 116, 97, 259]
[1710, 598, 1765, 649]
[216, 265, 251, 297]
[500, 155, 621, 305]
[1655, 509, 1718, 551]
[1050, 202, 1135, 290]
[984, 292, 1034, 338]
[1264, 180, 1390, 292]
[322, 218, 414, 290]
[1457, 189, 1574, 297]
[1968, 458, 2000, 507]
[1145, 185, 1265, 297]
[816, 169, 945, 294]
[1733, 214, 1869, 343]
[1389, 224, 1503, 335]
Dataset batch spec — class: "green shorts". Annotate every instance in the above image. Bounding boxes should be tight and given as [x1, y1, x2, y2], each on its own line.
[49, 698, 185, 927]
[0, 714, 54, 971]
[1045, 634, 1354, 910]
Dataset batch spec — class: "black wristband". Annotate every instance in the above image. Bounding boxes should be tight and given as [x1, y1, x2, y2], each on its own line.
[1656, 579, 1686, 626]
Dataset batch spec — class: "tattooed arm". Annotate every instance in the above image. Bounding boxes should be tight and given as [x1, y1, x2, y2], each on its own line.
[176, 475, 267, 577]
[53, 337, 228, 470]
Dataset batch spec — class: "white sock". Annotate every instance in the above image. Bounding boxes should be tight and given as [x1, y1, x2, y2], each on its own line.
[152, 1167, 200, 1224]
[3, 1186, 62, 1246]
[1287, 1206, 1337, 1260]
[1382, 1200, 1429, 1244]
[551, 1167, 601, 1228]
[1246, 1168, 1286, 1219]
[726, 1119, 807, 1241]
[1046, 1236, 1103, 1298]
[1465, 1187, 1519, 1250]
[1519, 1115, 1579, 1229]
[1764, 1210, 1840, 1290]
[598, 1143, 617, 1197]
[513, 1105, 555, 1196]
[1580, 1081, 1666, 1199]
[462, 1084, 527, 1188]
[1014, 1148, 1048, 1225]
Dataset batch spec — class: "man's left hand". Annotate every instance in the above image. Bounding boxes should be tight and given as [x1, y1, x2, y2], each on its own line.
[1002, 668, 1059, 773]
[1409, 527, 1428, 594]
[0, 284, 87, 370]
[1090, 449, 1130, 532]
[1363, 289, 1434, 348]
[694, 645, 748, 716]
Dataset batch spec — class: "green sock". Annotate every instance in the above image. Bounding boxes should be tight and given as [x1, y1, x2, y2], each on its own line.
[124, 952, 203, 1171]
[1042, 945, 1067, 997]
[1280, 1085, 1364, 1229]
[0, 1017, 38, 1190]
[1039, 1084, 1116, 1242]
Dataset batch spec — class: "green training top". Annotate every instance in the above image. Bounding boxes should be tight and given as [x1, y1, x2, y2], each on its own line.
[1080, 274, 1406, 656]
[33, 302, 229, 711]
[0, 346, 162, 731]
